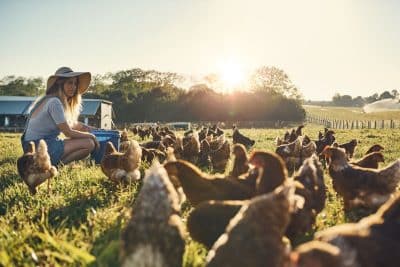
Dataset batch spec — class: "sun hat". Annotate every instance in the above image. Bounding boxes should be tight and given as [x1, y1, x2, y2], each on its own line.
[46, 67, 91, 94]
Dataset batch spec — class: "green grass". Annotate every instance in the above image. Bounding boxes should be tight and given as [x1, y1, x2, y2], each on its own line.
[304, 105, 400, 120]
[1, 125, 400, 266]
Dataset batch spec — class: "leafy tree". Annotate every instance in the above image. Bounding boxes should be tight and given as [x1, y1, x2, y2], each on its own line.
[129, 86, 184, 122]
[179, 84, 226, 121]
[0, 76, 44, 96]
[250, 66, 302, 100]
[109, 68, 183, 97]
[353, 96, 365, 107]
[332, 94, 362, 107]
[365, 93, 379, 104]
[332, 93, 341, 105]
[339, 95, 353, 106]
[379, 91, 394, 100]
[87, 74, 109, 94]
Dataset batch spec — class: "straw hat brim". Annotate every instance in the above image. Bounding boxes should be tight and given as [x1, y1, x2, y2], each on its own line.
[46, 72, 91, 94]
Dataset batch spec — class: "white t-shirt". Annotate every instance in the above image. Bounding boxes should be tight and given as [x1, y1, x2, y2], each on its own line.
[24, 97, 67, 141]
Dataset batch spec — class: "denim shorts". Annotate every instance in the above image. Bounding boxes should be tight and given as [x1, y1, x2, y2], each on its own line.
[22, 136, 65, 166]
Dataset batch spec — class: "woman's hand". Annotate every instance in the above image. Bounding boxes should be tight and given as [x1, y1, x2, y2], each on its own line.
[85, 124, 98, 132]
[76, 122, 97, 132]
[90, 133, 100, 151]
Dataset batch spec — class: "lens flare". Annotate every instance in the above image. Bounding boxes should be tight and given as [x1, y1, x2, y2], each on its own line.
[218, 61, 245, 91]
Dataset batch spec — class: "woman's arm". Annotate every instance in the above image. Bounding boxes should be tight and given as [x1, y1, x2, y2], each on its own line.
[58, 122, 99, 149]
[72, 122, 97, 132]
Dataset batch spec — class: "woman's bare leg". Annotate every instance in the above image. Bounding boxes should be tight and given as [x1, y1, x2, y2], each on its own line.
[61, 138, 95, 164]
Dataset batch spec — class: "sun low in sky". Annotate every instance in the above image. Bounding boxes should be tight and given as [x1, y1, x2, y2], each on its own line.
[217, 60, 247, 92]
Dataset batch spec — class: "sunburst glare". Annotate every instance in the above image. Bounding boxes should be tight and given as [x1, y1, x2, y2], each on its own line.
[218, 61, 246, 91]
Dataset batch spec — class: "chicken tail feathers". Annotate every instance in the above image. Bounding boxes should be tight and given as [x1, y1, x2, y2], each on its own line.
[35, 140, 52, 171]
[378, 159, 400, 190]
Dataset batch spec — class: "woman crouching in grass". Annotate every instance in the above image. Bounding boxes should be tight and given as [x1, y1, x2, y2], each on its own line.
[21, 66, 99, 170]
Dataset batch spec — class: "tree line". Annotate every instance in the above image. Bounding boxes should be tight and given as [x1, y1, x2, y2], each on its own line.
[306, 90, 399, 107]
[0, 66, 305, 123]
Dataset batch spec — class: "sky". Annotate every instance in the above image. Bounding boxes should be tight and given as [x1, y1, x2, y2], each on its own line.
[0, 0, 399, 100]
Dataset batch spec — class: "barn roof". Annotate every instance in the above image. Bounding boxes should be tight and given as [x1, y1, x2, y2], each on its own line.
[0, 100, 32, 115]
[82, 101, 101, 116]
[0, 96, 111, 116]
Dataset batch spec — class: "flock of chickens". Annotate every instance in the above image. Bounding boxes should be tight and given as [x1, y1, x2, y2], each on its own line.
[16, 124, 400, 267]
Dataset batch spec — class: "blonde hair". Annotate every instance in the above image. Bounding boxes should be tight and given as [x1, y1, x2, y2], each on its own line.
[47, 78, 82, 126]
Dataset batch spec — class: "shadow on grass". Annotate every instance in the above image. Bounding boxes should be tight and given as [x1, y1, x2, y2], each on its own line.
[0, 157, 17, 166]
[47, 195, 108, 228]
[46, 179, 125, 228]
[0, 173, 21, 191]
[89, 210, 125, 267]
[0, 156, 21, 194]
[88, 179, 144, 267]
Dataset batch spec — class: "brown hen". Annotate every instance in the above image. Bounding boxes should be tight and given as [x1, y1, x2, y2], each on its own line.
[198, 139, 212, 170]
[182, 131, 200, 163]
[206, 184, 303, 267]
[17, 140, 58, 195]
[286, 155, 326, 239]
[164, 160, 255, 206]
[229, 143, 249, 177]
[365, 144, 384, 155]
[101, 140, 142, 183]
[322, 146, 400, 211]
[292, 193, 400, 267]
[141, 147, 166, 164]
[209, 135, 231, 172]
[338, 139, 358, 158]
[276, 136, 317, 172]
[187, 200, 243, 248]
[232, 126, 255, 148]
[351, 152, 385, 169]
[250, 150, 288, 194]
[120, 163, 185, 267]
[186, 150, 288, 247]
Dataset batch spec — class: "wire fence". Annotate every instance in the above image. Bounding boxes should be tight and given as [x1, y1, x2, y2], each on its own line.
[306, 115, 400, 129]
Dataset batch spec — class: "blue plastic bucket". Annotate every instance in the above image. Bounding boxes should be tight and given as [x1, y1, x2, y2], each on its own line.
[90, 130, 120, 164]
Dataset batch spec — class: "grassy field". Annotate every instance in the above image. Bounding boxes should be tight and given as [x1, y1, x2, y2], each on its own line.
[1, 124, 400, 266]
[304, 105, 400, 120]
